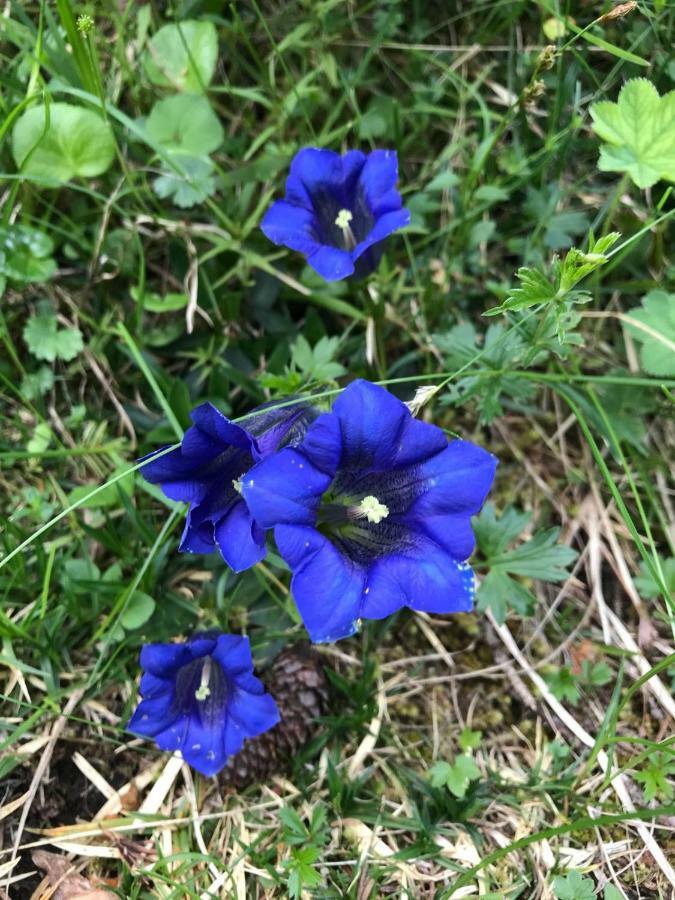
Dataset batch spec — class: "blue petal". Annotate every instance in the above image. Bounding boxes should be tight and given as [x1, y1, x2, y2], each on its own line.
[260, 200, 320, 254]
[358, 149, 399, 210]
[188, 403, 253, 453]
[183, 713, 229, 776]
[307, 244, 354, 281]
[214, 499, 266, 572]
[275, 524, 364, 642]
[351, 208, 410, 264]
[332, 379, 447, 471]
[228, 687, 280, 737]
[137, 671, 174, 700]
[408, 512, 477, 561]
[407, 441, 498, 517]
[128, 695, 177, 737]
[362, 540, 476, 619]
[242, 412, 341, 528]
[178, 511, 216, 553]
[284, 147, 344, 210]
[211, 634, 254, 677]
[140, 643, 192, 677]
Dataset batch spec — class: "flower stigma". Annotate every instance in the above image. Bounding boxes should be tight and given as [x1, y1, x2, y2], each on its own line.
[356, 495, 390, 524]
[194, 656, 212, 701]
[335, 208, 356, 250]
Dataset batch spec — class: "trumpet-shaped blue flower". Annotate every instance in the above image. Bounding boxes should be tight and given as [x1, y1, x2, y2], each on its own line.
[128, 633, 279, 777]
[242, 380, 497, 642]
[261, 148, 410, 281]
[140, 401, 315, 573]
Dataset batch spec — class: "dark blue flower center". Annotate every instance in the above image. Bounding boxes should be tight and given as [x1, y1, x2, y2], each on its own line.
[173, 655, 228, 726]
[316, 464, 423, 564]
[310, 186, 375, 250]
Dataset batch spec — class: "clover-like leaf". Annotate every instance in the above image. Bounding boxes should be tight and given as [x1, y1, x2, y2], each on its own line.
[23, 311, 84, 362]
[553, 871, 596, 900]
[153, 154, 217, 208]
[590, 79, 675, 188]
[143, 20, 218, 91]
[12, 103, 115, 185]
[145, 94, 224, 156]
[0, 225, 56, 284]
[624, 290, 675, 377]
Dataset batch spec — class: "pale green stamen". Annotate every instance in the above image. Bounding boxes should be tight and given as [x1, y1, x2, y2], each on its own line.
[358, 495, 389, 524]
[232, 478, 243, 494]
[335, 208, 356, 250]
[194, 657, 212, 701]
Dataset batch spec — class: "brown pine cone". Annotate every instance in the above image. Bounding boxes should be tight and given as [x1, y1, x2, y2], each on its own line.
[218, 644, 328, 790]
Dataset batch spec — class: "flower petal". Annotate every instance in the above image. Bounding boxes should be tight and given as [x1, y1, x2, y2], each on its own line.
[351, 208, 410, 263]
[214, 499, 266, 572]
[211, 634, 254, 677]
[306, 244, 354, 281]
[332, 379, 446, 472]
[408, 440, 498, 517]
[227, 686, 280, 736]
[275, 524, 365, 642]
[260, 200, 321, 254]
[188, 403, 253, 453]
[358, 149, 399, 207]
[362, 539, 476, 619]
[183, 712, 230, 777]
[285, 147, 344, 209]
[242, 413, 341, 528]
[127, 694, 177, 737]
[140, 642, 193, 677]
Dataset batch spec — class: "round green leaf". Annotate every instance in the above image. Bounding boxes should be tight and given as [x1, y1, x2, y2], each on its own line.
[145, 94, 224, 156]
[143, 20, 218, 92]
[120, 591, 156, 630]
[12, 103, 115, 186]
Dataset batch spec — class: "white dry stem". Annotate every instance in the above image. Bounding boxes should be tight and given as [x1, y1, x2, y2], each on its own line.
[488, 610, 675, 889]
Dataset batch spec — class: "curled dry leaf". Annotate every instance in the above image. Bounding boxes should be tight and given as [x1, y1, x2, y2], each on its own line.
[31, 850, 111, 900]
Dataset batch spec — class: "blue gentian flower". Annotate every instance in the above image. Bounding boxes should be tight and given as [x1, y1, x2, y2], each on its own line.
[241, 380, 497, 642]
[140, 401, 315, 573]
[128, 633, 279, 777]
[260, 148, 410, 281]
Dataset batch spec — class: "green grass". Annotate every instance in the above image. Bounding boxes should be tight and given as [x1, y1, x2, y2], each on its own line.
[1, 1, 674, 898]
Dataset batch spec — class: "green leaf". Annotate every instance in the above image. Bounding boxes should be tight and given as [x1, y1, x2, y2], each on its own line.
[26, 422, 53, 455]
[153, 154, 217, 208]
[604, 887, 623, 900]
[444, 754, 481, 799]
[21, 366, 54, 400]
[579, 660, 612, 687]
[545, 667, 580, 705]
[145, 94, 224, 156]
[12, 103, 115, 185]
[23, 311, 84, 362]
[552, 870, 596, 900]
[635, 556, 675, 600]
[590, 79, 675, 188]
[624, 290, 675, 376]
[474, 503, 577, 582]
[67, 467, 134, 509]
[634, 752, 675, 802]
[459, 727, 482, 752]
[120, 591, 156, 630]
[0, 225, 56, 284]
[131, 287, 188, 313]
[143, 20, 218, 91]
[476, 569, 534, 625]
[429, 760, 452, 788]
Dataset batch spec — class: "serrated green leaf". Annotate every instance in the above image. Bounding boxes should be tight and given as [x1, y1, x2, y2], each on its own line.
[26, 421, 52, 455]
[429, 760, 452, 788]
[459, 727, 482, 752]
[12, 103, 115, 185]
[545, 667, 580, 705]
[624, 290, 675, 376]
[634, 752, 675, 802]
[145, 94, 224, 156]
[476, 569, 534, 624]
[23, 312, 84, 362]
[590, 79, 675, 188]
[635, 556, 675, 600]
[143, 20, 218, 91]
[0, 225, 56, 284]
[20, 366, 54, 400]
